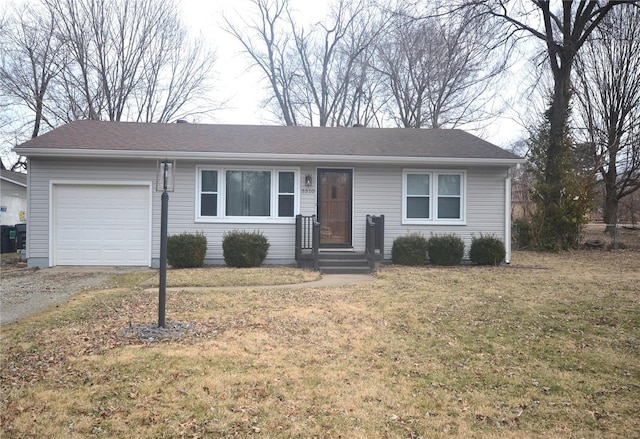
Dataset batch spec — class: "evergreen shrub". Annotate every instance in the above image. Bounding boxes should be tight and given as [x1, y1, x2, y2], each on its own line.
[391, 233, 428, 266]
[167, 232, 207, 268]
[427, 234, 464, 265]
[469, 235, 506, 266]
[222, 230, 269, 268]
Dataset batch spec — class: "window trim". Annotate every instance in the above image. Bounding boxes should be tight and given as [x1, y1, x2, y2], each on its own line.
[402, 169, 466, 225]
[195, 165, 300, 223]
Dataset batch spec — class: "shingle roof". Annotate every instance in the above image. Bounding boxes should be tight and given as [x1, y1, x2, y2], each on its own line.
[0, 168, 27, 187]
[14, 120, 521, 163]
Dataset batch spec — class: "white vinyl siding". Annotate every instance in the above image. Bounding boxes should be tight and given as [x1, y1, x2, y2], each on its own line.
[27, 158, 157, 267]
[353, 166, 507, 259]
[26, 158, 510, 266]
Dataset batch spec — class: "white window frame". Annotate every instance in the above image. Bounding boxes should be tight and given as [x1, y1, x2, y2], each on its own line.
[196, 165, 299, 223]
[277, 170, 296, 218]
[402, 169, 466, 225]
[199, 169, 219, 218]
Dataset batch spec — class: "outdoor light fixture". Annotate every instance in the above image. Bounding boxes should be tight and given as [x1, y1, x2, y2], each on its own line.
[156, 159, 175, 328]
[305, 174, 313, 187]
[156, 160, 175, 192]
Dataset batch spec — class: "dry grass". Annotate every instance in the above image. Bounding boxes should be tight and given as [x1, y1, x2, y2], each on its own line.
[1, 251, 639, 438]
[581, 223, 640, 250]
[143, 266, 321, 288]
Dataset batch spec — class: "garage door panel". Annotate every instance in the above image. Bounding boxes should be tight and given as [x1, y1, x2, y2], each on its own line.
[53, 184, 151, 266]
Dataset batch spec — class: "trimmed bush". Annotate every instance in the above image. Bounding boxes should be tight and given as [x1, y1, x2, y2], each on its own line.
[167, 232, 207, 268]
[222, 230, 269, 268]
[469, 235, 506, 266]
[427, 234, 464, 266]
[391, 233, 428, 266]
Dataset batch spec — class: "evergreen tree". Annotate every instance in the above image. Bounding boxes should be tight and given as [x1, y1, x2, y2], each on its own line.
[527, 105, 595, 250]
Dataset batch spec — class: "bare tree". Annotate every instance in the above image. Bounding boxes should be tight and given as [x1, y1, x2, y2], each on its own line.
[0, 5, 64, 138]
[376, 6, 508, 129]
[44, 0, 216, 123]
[0, 0, 217, 141]
[289, 0, 385, 126]
[333, 46, 389, 128]
[225, 0, 387, 127]
[224, 0, 299, 125]
[466, 0, 629, 249]
[574, 4, 640, 230]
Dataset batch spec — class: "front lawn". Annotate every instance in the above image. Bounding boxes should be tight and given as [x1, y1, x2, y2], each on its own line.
[1, 251, 638, 438]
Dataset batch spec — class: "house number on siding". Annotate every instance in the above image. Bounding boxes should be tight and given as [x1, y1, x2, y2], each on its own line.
[302, 188, 315, 194]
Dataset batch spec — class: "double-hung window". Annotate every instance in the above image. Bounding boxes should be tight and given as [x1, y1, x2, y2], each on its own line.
[200, 170, 218, 217]
[403, 170, 465, 224]
[437, 174, 462, 219]
[406, 173, 431, 219]
[277, 171, 295, 217]
[197, 167, 297, 222]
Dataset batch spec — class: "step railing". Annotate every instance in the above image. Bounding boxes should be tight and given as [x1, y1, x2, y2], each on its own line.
[295, 214, 320, 270]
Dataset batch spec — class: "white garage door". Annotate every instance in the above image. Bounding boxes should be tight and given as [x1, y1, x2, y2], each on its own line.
[52, 184, 151, 266]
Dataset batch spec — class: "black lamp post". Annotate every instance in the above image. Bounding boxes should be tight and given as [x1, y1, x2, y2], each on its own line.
[157, 160, 174, 328]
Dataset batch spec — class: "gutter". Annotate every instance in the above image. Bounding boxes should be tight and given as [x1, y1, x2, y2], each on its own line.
[13, 148, 525, 167]
[0, 176, 27, 188]
[505, 168, 513, 264]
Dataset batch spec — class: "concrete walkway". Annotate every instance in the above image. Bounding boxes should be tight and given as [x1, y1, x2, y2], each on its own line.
[147, 273, 376, 293]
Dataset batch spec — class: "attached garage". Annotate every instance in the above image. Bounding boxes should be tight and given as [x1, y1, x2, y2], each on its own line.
[51, 183, 152, 266]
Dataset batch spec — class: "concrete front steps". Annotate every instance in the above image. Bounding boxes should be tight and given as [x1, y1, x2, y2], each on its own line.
[317, 251, 372, 274]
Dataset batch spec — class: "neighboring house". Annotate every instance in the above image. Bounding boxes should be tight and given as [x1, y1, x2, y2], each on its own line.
[0, 168, 27, 226]
[14, 120, 523, 269]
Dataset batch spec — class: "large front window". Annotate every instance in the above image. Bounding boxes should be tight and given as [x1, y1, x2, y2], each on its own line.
[226, 170, 271, 216]
[403, 170, 465, 223]
[197, 167, 298, 221]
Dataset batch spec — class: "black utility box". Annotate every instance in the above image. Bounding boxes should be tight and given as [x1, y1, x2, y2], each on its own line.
[14, 223, 26, 250]
[0, 225, 16, 253]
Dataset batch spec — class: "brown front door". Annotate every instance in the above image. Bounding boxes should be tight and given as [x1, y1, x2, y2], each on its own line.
[317, 169, 352, 247]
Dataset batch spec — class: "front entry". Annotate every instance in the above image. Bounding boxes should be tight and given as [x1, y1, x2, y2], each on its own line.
[317, 169, 352, 247]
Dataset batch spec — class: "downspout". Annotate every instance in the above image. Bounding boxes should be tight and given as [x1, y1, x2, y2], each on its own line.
[504, 167, 513, 264]
[26, 158, 31, 267]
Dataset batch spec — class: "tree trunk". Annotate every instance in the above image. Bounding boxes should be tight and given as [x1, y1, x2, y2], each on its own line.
[540, 66, 573, 248]
[545, 68, 571, 188]
[603, 173, 619, 234]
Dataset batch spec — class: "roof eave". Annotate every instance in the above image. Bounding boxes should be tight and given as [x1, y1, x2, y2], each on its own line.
[14, 148, 525, 166]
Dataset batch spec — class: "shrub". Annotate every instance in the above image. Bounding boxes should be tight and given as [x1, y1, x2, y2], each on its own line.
[167, 232, 207, 268]
[391, 233, 428, 266]
[427, 234, 464, 266]
[222, 230, 270, 268]
[469, 235, 506, 266]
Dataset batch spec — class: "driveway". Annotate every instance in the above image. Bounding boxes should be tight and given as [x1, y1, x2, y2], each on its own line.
[0, 266, 152, 326]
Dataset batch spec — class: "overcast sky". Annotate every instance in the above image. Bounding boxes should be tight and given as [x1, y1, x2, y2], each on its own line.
[178, 0, 529, 149]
